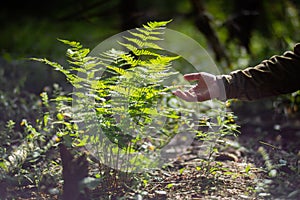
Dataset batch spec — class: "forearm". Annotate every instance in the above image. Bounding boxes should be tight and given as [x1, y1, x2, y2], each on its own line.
[218, 43, 300, 101]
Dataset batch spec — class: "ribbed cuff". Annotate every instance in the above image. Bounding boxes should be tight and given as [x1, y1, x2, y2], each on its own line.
[216, 75, 229, 101]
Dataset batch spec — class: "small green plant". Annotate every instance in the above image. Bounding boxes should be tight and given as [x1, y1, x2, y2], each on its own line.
[30, 20, 239, 197]
[33, 21, 182, 169]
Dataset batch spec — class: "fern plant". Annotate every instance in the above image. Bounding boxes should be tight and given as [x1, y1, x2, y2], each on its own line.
[32, 21, 183, 171]
[32, 20, 238, 180]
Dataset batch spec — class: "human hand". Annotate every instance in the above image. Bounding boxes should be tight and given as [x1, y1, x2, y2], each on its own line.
[172, 72, 220, 102]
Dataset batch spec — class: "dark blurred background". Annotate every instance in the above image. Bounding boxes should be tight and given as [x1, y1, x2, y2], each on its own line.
[1, 0, 300, 93]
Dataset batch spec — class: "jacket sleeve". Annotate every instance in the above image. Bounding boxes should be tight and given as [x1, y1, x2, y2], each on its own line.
[217, 43, 300, 101]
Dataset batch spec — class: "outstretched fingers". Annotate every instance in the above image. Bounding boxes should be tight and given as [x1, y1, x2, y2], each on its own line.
[184, 73, 208, 90]
[172, 90, 198, 102]
[173, 72, 218, 102]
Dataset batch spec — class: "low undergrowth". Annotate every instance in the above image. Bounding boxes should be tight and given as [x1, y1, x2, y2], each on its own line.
[1, 21, 242, 199]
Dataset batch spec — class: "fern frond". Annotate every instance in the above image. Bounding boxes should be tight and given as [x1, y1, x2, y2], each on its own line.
[127, 31, 147, 41]
[57, 38, 83, 49]
[131, 49, 160, 57]
[106, 65, 127, 76]
[142, 24, 165, 32]
[120, 54, 140, 67]
[99, 49, 127, 66]
[128, 31, 163, 42]
[67, 48, 90, 58]
[146, 20, 172, 29]
[121, 39, 162, 50]
[159, 55, 181, 63]
[83, 57, 104, 71]
[102, 48, 126, 58]
[31, 58, 68, 74]
[146, 35, 163, 41]
[117, 42, 138, 52]
[69, 65, 87, 73]
[123, 37, 145, 48]
[149, 55, 180, 66]
[136, 28, 164, 36]
[108, 85, 132, 96]
[143, 42, 162, 50]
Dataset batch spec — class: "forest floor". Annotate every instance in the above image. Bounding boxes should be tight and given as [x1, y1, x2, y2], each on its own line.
[138, 100, 300, 199]
[3, 100, 300, 200]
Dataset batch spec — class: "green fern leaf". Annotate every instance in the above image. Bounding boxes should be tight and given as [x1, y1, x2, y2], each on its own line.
[136, 28, 164, 36]
[127, 31, 147, 41]
[143, 42, 162, 50]
[146, 35, 163, 41]
[131, 49, 160, 57]
[117, 41, 138, 52]
[31, 58, 68, 74]
[57, 38, 83, 49]
[123, 37, 145, 48]
[146, 20, 172, 29]
[120, 54, 140, 67]
[128, 31, 162, 42]
[106, 65, 127, 76]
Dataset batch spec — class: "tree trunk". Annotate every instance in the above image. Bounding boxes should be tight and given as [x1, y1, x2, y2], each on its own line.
[190, 0, 230, 67]
[60, 144, 89, 200]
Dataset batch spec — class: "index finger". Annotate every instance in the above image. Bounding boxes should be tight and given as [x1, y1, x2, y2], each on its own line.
[183, 73, 202, 81]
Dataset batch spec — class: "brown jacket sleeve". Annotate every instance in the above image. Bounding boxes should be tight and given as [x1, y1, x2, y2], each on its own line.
[217, 43, 300, 101]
